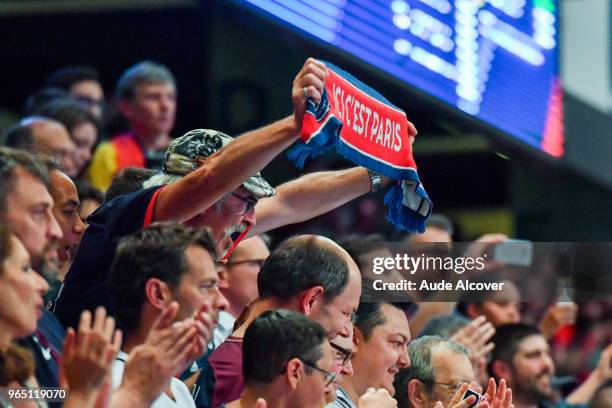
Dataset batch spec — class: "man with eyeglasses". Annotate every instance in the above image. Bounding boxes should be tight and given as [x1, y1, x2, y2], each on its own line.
[224, 309, 336, 408]
[394, 336, 476, 408]
[193, 235, 361, 408]
[394, 335, 514, 408]
[55, 58, 385, 330]
[215, 234, 271, 348]
[326, 326, 356, 405]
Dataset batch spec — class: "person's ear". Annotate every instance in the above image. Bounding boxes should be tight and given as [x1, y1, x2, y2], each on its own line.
[408, 379, 427, 408]
[145, 278, 172, 309]
[466, 303, 481, 320]
[352, 326, 363, 352]
[218, 267, 230, 290]
[300, 286, 325, 316]
[286, 358, 303, 389]
[490, 360, 512, 384]
[117, 99, 134, 119]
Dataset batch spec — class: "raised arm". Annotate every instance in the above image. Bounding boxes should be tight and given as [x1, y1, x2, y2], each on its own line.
[566, 343, 612, 405]
[250, 118, 418, 236]
[154, 58, 328, 223]
[250, 167, 373, 236]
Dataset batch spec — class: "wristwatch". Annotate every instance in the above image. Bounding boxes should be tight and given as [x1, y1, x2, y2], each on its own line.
[368, 170, 382, 193]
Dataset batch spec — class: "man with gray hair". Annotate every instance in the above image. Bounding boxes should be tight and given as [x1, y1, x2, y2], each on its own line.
[87, 61, 177, 191]
[394, 336, 474, 408]
[394, 336, 512, 408]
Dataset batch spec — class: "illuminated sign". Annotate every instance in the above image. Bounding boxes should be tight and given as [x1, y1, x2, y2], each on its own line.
[235, 0, 564, 156]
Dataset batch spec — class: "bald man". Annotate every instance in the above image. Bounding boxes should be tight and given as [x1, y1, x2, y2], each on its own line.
[193, 235, 362, 408]
[20, 117, 78, 177]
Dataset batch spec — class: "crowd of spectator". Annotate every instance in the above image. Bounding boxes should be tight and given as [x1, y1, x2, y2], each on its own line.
[0, 58, 611, 408]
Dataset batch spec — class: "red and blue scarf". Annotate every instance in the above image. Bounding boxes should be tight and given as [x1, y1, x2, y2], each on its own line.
[288, 62, 432, 232]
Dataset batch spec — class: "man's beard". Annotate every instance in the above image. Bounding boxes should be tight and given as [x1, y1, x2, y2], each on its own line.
[224, 223, 246, 239]
[39, 243, 61, 283]
[516, 370, 554, 402]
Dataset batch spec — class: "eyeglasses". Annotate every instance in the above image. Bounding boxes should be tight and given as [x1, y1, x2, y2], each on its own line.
[330, 342, 354, 366]
[225, 259, 266, 268]
[418, 379, 477, 393]
[75, 95, 105, 109]
[301, 360, 337, 386]
[231, 192, 258, 215]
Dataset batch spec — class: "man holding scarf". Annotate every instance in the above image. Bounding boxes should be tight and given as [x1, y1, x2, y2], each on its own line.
[54, 58, 417, 330]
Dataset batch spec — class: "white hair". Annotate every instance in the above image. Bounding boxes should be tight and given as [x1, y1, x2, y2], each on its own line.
[142, 172, 181, 189]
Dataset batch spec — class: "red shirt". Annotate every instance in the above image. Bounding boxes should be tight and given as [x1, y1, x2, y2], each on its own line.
[209, 336, 245, 407]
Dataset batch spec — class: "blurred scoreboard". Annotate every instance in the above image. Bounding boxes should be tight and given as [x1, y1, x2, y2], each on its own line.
[235, 0, 564, 156]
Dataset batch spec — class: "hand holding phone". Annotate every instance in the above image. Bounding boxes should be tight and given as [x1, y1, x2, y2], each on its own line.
[463, 388, 484, 408]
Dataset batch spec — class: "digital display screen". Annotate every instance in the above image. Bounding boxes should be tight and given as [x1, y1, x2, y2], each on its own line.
[235, 0, 564, 156]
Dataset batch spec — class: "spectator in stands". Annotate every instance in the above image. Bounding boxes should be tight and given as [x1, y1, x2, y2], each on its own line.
[394, 336, 512, 408]
[54, 58, 385, 330]
[42, 159, 85, 288]
[325, 325, 356, 405]
[45, 65, 105, 120]
[0, 224, 123, 408]
[104, 167, 157, 203]
[489, 323, 612, 408]
[75, 180, 103, 222]
[23, 87, 70, 116]
[87, 61, 176, 191]
[0, 223, 49, 385]
[38, 98, 100, 177]
[457, 277, 577, 339]
[0, 147, 65, 391]
[456, 278, 521, 327]
[420, 315, 495, 388]
[215, 234, 271, 347]
[194, 234, 361, 408]
[225, 310, 335, 408]
[405, 214, 453, 244]
[108, 222, 226, 408]
[395, 336, 466, 408]
[0, 148, 62, 283]
[2, 117, 78, 177]
[330, 286, 412, 408]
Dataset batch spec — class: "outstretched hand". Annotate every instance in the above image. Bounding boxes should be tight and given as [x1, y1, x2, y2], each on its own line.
[120, 302, 209, 405]
[483, 378, 513, 408]
[61, 307, 122, 404]
[451, 316, 496, 364]
[435, 383, 490, 408]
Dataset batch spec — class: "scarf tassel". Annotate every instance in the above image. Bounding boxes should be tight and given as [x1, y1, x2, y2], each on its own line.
[384, 184, 428, 233]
